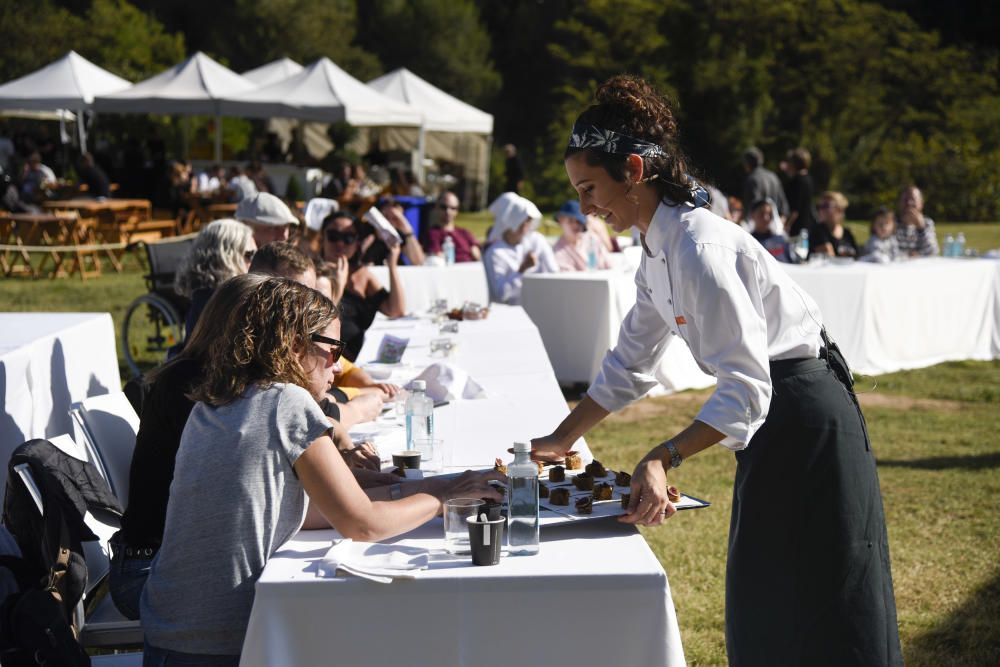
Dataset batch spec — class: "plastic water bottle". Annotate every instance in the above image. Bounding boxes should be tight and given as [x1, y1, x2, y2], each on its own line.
[794, 228, 809, 263]
[507, 442, 539, 555]
[442, 235, 456, 265]
[586, 235, 599, 271]
[955, 232, 966, 257]
[405, 380, 434, 449]
[944, 234, 955, 257]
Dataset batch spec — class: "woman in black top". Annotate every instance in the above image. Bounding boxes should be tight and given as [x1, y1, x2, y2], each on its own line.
[810, 191, 858, 258]
[320, 211, 406, 361]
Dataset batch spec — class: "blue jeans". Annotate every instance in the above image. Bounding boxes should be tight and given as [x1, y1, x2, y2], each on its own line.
[108, 534, 152, 620]
[143, 642, 240, 666]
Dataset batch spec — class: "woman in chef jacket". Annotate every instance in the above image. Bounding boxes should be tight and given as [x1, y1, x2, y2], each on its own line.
[532, 75, 902, 667]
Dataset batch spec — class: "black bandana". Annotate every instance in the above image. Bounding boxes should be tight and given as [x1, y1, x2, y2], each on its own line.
[567, 123, 667, 158]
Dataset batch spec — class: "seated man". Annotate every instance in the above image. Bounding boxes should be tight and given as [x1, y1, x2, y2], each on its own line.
[236, 192, 301, 247]
[77, 152, 110, 198]
[424, 191, 481, 262]
[20, 152, 56, 203]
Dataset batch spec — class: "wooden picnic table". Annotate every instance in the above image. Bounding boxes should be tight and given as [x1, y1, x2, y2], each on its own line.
[42, 198, 152, 222]
[0, 211, 100, 280]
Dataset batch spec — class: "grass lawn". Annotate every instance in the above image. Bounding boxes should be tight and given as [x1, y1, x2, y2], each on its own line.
[2, 217, 999, 664]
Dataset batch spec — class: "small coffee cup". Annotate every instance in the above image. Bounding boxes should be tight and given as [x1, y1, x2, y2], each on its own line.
[392, 450, 422, 470]
[467, 514, 504, 566]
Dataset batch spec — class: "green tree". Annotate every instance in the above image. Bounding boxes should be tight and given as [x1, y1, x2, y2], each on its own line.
[0, 1, 85, 81]
[230, 0, 381, 79]
[80, 0, 185, 80]
[358, 0, 500, 106]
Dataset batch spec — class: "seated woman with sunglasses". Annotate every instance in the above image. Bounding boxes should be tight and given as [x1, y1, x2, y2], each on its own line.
[173, 218, 257, 343]
[140, 278, 503, 663]
[320, 211, 406, 361]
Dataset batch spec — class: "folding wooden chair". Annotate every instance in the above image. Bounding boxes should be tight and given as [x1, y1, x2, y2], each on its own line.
[1, 214, 39, 278]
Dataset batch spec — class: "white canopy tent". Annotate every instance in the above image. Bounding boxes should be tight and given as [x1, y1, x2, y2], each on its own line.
[242, 58, 303, 87]
[94, 52, 256, 161]
[367, 68, 494, 207]
[220, 57, 422, 127]
[0, 51, 131, 151]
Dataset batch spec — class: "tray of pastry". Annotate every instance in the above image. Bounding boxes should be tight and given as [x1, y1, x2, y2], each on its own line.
[496, 456, 709, 527]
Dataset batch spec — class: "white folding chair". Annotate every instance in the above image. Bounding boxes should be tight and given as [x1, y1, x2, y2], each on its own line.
[69, 392, 140, 508]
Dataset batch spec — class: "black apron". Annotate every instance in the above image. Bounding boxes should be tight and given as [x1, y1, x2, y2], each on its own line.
[725, 339, 903, 666]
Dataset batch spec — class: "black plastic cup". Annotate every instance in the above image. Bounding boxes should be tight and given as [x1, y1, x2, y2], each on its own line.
[467, 515, 504, 566]
[392, 450, 422, 470]
[479, 499, 503, 521]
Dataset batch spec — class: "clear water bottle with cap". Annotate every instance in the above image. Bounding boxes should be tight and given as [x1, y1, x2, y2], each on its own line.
[586, 235, 599, 271]
[507, 442, 539, 555]
[955, 232, 966, 257]
[944, 234, 955, 257]
[405, 380, 434, 449]
[442, 235, 456, 265]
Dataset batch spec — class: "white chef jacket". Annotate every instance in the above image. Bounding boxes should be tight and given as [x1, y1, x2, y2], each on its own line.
[484, 231, 559, 305]
[588, 202, 824, 450]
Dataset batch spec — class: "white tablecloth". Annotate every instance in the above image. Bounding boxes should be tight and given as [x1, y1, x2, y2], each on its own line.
[522, 256, 1000, 387]
[785, 258, 1000, 374]
[521, 267, 715, 391]
[369, 262, 489, 315]
[0, 313, 120, 497]
[241, 305, 685, 667]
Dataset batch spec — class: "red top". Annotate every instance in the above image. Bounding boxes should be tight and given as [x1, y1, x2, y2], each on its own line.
[425, 226, 480, 263]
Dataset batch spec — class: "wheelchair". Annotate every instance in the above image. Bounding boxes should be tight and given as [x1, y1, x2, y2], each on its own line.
[121, 235, 195, 377]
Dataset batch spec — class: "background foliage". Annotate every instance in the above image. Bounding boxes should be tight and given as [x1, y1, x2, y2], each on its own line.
[0, 0, 997, 220]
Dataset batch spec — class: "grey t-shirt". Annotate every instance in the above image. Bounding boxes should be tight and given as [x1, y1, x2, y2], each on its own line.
[141, 383, 331, 655]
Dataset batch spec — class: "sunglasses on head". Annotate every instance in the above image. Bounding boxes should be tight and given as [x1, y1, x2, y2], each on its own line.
[325, 229, 359, 244]
[310, 333, 346, 362]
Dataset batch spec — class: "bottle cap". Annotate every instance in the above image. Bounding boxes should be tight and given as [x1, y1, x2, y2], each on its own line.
[412, 380, 426, 391]
[513, 442, 530, 453]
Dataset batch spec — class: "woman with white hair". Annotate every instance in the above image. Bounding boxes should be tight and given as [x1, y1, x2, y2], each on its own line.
[174, 218, 257, 340]
[483, 193, 559, 304]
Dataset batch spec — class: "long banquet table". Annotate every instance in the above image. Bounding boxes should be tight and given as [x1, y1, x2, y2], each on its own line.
[368, 261, 490, 315]
[240, 305, 686, 667]
[0, 312, 120, 497]
[522, 255, 1000, 385]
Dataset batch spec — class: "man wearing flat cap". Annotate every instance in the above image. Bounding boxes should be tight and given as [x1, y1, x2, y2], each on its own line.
[236, 192, 300, 247]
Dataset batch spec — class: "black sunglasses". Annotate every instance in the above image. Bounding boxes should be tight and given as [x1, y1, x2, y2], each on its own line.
[310, 333, 346, 362]
[438, 203, 458, 211]
[325, 229, 359, 244]
[243, 249, 256, 263]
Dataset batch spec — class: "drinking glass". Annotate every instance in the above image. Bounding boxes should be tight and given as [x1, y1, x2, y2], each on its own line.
[444, 498, 483, 555]
[414, 437, 443, 473]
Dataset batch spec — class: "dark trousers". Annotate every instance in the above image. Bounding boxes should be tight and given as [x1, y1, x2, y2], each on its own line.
[725, 354, 903, 666]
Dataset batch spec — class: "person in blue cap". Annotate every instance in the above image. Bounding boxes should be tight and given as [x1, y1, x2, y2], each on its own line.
[553, 200, 613, 271]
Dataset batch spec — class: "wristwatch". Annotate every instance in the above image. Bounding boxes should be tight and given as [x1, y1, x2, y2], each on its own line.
[390, 483, 403, 500]
[662, 440, 682, 469]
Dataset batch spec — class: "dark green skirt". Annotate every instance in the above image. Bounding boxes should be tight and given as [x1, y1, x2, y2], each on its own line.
[725, 353, 903, 666]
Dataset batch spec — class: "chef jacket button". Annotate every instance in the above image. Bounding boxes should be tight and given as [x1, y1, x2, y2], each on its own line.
[661, 258, 666, 263]
[668, 298, 672, 304]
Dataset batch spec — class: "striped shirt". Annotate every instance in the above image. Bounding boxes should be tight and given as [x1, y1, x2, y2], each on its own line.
[895, 216, 939, 256]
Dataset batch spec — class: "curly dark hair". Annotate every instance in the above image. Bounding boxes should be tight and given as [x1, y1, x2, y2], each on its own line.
[564, 75, 695, 205]
[189, 277, 338, 406]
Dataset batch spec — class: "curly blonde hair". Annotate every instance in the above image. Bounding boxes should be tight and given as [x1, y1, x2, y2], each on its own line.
[189, 277, 338, 406]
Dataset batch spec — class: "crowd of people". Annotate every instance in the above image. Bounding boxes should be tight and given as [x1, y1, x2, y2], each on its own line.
[715, 146, 939, 264]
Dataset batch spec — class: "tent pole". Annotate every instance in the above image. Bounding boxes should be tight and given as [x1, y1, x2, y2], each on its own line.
[416, 124, 427, 186]
[214, 112, 223, 162]
[77, 108, 87, 153]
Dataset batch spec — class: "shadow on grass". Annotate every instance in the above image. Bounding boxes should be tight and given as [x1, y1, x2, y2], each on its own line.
[906, 570, 1000, 665]
[877, 452, 1000, 471]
